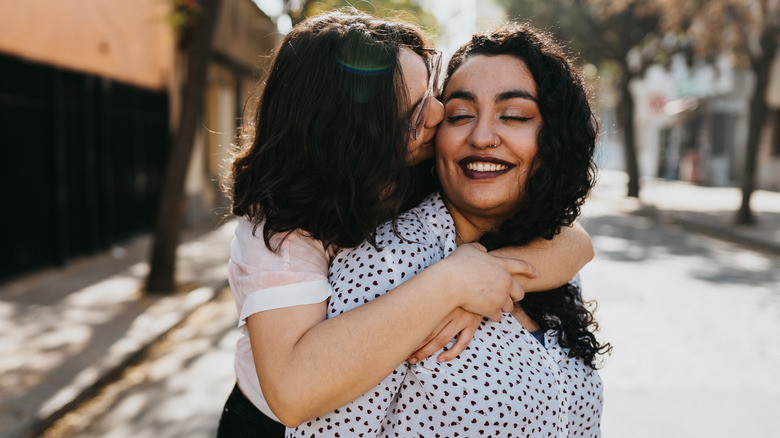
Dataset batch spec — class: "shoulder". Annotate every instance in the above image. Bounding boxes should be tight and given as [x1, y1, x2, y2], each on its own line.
[228, 218, 332, 320]
[232, 217, 330, 272]
[379, 192, 453, 245]
[333, 193, 451, 268]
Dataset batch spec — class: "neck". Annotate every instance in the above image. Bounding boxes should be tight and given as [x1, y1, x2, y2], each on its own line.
[443, 197, 502, 245]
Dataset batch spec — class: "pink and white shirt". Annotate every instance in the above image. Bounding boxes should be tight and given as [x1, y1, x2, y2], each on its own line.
[290, 193, 602, 437]
[228, 217, 334, 421]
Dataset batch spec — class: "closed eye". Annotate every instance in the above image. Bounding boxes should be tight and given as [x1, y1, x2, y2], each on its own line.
[446, 115, 474, 123]
[501, 116, 532, 122]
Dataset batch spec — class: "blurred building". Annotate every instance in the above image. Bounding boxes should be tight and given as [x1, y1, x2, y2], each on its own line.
[0, 0, 278, 280]
[630, 51, 780, 190]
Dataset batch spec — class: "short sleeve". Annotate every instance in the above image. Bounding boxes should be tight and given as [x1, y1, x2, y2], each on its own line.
[228, 218, 332, 327]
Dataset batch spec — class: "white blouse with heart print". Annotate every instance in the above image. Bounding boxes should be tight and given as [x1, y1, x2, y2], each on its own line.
[289, 192, 603, 438]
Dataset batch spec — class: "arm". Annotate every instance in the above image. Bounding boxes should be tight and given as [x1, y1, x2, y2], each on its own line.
[249, 243, 530, 427]
[489, 221, 593, 292]
[407, 222, 593, 363]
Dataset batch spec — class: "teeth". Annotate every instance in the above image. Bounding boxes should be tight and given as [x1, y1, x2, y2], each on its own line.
[466, 162, 509, 172]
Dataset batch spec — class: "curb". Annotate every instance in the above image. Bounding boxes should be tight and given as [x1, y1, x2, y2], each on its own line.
[632, 205, 780, 256]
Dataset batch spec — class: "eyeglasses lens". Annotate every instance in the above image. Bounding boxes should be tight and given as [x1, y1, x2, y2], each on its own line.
[411, 51, 442, 140]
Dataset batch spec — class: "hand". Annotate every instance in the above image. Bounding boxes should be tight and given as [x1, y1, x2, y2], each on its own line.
[439, 243, 537, 321]
[488, 223, 593, 292]
[407, 307, 482, 364]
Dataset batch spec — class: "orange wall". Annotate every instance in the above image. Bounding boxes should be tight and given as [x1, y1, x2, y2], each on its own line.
[0, 0, 175, 90]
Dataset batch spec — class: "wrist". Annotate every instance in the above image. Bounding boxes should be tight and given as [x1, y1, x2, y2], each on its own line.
[421, 257, 464, 308]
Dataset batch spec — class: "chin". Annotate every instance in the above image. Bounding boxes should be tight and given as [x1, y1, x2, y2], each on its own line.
[464, 199, 518, 218]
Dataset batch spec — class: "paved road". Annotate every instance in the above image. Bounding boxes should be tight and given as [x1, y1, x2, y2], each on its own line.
[581, 194, 780, 437]
[42, 193, 780, 437]
[41, 288, 238, 438]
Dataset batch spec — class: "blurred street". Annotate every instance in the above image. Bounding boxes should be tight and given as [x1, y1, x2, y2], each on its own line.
[14, 170, 777, 438]
[581, 172, 780, 437]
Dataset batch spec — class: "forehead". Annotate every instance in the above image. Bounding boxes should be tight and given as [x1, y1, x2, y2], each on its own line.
[445, 54, 537, 99]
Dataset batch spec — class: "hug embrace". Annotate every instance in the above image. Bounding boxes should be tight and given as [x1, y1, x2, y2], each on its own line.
[219, 9, 610, 438]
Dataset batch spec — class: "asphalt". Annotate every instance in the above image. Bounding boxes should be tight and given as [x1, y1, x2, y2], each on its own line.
[1, 222, 234, 438]
[1, 169, 779, 438]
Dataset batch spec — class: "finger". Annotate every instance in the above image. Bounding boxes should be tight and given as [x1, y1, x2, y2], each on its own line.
[415, 331, 437, 351]
[509, 280, 525, 302]
[492, 255, 538, 278]
[485, 307, 503, 321]
[408, 324, 456, 364]
[437, 323, 478, 362]
[500, 295, 514, 314]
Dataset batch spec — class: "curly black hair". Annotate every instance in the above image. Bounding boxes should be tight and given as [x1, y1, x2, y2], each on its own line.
[228, 10, 431, 250]
[443, 23, 610, 368]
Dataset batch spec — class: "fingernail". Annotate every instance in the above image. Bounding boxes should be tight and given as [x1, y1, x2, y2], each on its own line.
[409, 358, 418, 364]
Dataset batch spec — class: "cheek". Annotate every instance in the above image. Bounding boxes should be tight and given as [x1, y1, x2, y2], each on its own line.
[433, 126, 451, 153]
[513, 133, 540, 162]
[434, 139, 459, 182]
[434, 124, 467, 155]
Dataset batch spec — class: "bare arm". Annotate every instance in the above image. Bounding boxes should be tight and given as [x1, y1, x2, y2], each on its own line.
[249, 243, 531, 427]
[408, 222, 592, 363]
[489, 221, 593, 292]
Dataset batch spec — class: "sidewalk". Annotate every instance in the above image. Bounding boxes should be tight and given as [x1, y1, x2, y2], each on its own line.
[1, 171, 779, 438]
[590, 170, 780, 255]
[0, 220, 236, 438]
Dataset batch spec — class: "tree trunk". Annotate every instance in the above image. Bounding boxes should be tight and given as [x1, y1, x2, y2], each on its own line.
[618, 72, 641, 198]
[737, 33, 775, 225]
[146, 0, 223, 294]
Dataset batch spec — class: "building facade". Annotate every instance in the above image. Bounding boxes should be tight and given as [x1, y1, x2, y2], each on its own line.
[0, 0, 278, 280]
[627, 51, 780, 191]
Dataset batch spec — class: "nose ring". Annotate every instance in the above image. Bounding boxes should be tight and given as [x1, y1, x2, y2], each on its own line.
[486, 137, 498, 148]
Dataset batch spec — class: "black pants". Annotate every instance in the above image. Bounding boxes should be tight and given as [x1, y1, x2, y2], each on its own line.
[217, 383, 285, 438]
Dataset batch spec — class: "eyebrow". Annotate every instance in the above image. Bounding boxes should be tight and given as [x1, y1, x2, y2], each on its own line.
[497, 90, 537, 103]
[444, 90, 475, 105]
[445, 89, 538, 104]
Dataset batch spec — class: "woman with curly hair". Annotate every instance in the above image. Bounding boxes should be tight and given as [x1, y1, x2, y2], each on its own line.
[291, 22, 610, 437]
[219, 11, 596, 437]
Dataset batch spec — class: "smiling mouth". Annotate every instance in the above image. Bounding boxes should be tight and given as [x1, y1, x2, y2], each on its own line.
[465, 162, 509, 172]
[458, 156, 514, 179]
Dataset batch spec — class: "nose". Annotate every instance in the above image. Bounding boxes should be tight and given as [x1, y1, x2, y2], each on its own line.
[468, 115, 496, 149]
[425, 96, 444, 128]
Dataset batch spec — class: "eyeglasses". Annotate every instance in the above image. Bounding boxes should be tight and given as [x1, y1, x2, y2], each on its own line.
[408, 49, 442, 140]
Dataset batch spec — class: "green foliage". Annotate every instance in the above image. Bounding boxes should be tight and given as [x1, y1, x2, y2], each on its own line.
[497, 0, 666, 73]
[501, 0, 779, 72]
[681, 0, 780, 67]
[283, 0, 438, 31]
[169, 0, 203, 48]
